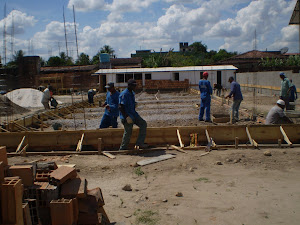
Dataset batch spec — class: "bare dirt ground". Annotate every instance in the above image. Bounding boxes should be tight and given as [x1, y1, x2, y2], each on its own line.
[8, 147, 300, 225]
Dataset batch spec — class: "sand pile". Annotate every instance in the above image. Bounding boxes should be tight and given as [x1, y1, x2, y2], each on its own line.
[5, 88, 62, 108]
[0, 95, 30, 115]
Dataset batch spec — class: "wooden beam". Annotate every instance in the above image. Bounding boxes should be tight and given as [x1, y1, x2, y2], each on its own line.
[170, 145, 188, 154]
[98, 138, 103, 155]
[280, 126, 293, 147]
[76, 133, 85, 152]
[246, 127, 258, 148]
[0, 127, 9, 132]
[235, 137, 239, 149]
[102, 152, 116, 159]
[205, 129, 216, 147]
[16, 136, 26, 153]
[177, 129, 184, 148]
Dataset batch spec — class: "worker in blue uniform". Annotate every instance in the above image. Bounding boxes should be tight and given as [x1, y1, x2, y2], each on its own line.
[119, 79, 148, 150]
[199, 71, 213, 122]
[99, 82, 120, 128]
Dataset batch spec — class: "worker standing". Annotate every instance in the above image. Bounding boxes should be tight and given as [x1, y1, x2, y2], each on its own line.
[288, 79, 297, 110]
[198, 72, 212, 122]
[279, 72, 292, 109]
[99, 82, 120, 128]
[119, 79, 148, 150]
[265, 100, 293, 124]
[41, 85, 53, 110]
[226, 77, 243, 123]
[88, 88, 97, 104]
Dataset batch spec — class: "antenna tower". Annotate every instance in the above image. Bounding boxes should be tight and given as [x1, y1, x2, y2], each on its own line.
[3, 3, 7, 65]
[73, 5, 79, 59]
[63, 6, 69, 57]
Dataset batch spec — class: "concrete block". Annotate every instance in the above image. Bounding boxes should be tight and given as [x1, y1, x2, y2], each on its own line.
[1, 178, 24, 225]
[49, 166, 77, 185]
[50, 199, 75, 225]
[9, 165, 34, 186]
[61, 176, 87, 198]
[35, 171, 52, 182]
[0, 146, 8, 166]
[22, 203, 33, 225]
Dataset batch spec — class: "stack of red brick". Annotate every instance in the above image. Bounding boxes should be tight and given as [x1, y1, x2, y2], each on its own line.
[144, 79, 189, 90]
[0, 146, 110, 225]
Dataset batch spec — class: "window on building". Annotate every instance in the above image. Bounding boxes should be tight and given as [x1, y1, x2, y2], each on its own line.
[116, 74, 125, 83]
[125, 73, 134, 82]
[200, 72, 203, 79]
[134, 73, 142, 80]
[173, 72, 179, 81]
[145, 73, 152, 80]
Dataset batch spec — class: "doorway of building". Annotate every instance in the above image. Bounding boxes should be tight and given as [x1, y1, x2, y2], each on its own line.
[217, 71, 222, 85]
[100, 75, 107, 92]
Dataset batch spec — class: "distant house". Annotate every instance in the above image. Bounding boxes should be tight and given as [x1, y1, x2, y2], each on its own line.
[94, 65, 237, 92]
[218, 50, 288, 72]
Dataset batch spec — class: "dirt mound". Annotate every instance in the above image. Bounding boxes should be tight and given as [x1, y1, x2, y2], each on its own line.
[0, 95, 30, 115]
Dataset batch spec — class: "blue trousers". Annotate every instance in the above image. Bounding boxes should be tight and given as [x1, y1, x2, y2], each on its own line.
[199, 97, 211, 121]
[99, 114, 118, 128]
[120, 115, 147, 150]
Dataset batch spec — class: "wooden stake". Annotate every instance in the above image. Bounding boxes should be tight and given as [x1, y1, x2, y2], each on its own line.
[246, 127, 258, 148]
[76, 133, 85, 152]
[205, 129, 216, 147]
[280, 126, 293, 147]
[102, 151, 116, 159]
[16, 136, 26, 153]
[98, 138, 102, 155]
[235, 137, 239, 149]
[278, 139, 282, 148]
[176, 129, 184, 148]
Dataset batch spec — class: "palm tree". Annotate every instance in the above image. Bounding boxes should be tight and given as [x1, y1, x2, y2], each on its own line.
[100, 45, 115, 58]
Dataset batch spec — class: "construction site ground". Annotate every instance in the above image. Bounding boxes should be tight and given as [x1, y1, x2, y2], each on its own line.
[8, 147, 300, 225]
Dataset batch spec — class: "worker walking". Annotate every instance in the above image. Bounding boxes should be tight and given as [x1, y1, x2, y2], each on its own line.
[265, 100, 293, 124]
[288, 79, 297, 110]
[99, 82, 120, 128]
[226, 77, 243, 123]
[279, 72, 292, 110]
[119, 79, 148, 150]
[88, 88, 97, 104]
[199, 71, 212, 122]
[41, 85, 53, 110]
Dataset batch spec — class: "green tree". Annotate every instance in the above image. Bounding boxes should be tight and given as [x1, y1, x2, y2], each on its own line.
[59, 52, 74, 66]
[6, 50, 25, 67]
[76, 53, 91, 65]
[92, 51, 101, 64]
[100, 45, 115, 58]
[190, 42, 207, 54]
[47, 56, 63, 67]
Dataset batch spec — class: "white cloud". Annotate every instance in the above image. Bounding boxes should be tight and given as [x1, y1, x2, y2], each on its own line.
[0, 10, 37, 35]
[67, 0, 108, 12]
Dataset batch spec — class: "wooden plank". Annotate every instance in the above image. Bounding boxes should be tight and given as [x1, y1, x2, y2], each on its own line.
[102, 152, 116, 159]
[246, 127, 258, 148]
[137, 154, 176, 166]
[280, 126, 293, 147]
[170, 145, 188, 154]
[235, 137, 239, 149]
[177, 129, 184, 147]
[205, 129, 216, 147]
[16, 136, 26, 153]
[76, 133, 85, 152]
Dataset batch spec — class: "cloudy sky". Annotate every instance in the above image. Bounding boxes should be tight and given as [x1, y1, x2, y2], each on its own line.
[0, 0, 298, 62]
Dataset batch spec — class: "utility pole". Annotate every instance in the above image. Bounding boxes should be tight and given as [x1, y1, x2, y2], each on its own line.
[3, 3, 7, 65]
[63, 6, 68, 57]
[73, 5, 79, 60]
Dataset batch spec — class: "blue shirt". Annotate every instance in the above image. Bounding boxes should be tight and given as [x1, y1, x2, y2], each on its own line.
[229, 81, 243, 100]
[199, 79, 212, 99]
[290, 84, 297, 101]
[119, 88, 139, 120]
[104, 91, 120, 117]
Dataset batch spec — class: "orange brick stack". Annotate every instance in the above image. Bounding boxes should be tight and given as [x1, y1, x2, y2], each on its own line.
[0, 146, 110, 225]
[145, 79, 189, 90]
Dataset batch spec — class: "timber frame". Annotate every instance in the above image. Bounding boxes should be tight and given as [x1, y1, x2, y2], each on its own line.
[1, 124, 300, 154]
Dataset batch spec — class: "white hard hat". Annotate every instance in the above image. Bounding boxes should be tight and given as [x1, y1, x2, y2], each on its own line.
[277, 99, 285, 106]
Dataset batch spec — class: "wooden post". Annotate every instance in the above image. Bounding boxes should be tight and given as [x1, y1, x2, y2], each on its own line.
[280, 126, 293, 147]
[40, 123, 44, 131]
[278, 139, 282, 148]
[235, 137, 239, 149]
[98, 138, 102, 155]
[176, 129, 184, 148]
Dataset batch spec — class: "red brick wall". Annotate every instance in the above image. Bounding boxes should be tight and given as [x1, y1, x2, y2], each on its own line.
[144, 79, 189, 90]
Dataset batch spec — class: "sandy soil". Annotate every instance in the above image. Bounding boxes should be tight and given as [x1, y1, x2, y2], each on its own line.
[8, 147, 300, 225]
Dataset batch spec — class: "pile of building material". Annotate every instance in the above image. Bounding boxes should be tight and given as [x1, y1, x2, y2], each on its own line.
[0, 146, 110, 225]
[0, 95, 30, 115]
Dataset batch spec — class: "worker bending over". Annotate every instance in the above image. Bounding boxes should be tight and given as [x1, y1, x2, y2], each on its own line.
[199, 71, 212, 122]
[88, 88, 97, 104]
[41, 85, 53, 110]
[226, 77, 243, 123]
[99, 82, 120, 128]
[265, 100, 293, 125]
[119, 79, 148, 150]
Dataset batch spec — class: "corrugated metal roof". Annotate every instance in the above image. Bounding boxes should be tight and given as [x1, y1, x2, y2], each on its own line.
[94, 65, 237, 74]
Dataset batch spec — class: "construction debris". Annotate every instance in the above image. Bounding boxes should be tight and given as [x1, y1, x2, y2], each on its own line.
[136, 154, 176, 166]
[0, 145, 110, 225]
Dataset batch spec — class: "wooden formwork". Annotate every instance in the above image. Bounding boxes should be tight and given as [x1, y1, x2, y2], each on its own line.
[1, 124, 300, 154]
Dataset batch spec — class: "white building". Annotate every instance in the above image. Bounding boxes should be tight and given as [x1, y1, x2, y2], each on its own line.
[94, 65, 237, 91]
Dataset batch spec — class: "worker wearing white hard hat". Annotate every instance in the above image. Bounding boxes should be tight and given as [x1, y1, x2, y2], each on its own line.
[265, 100, 293, 124]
